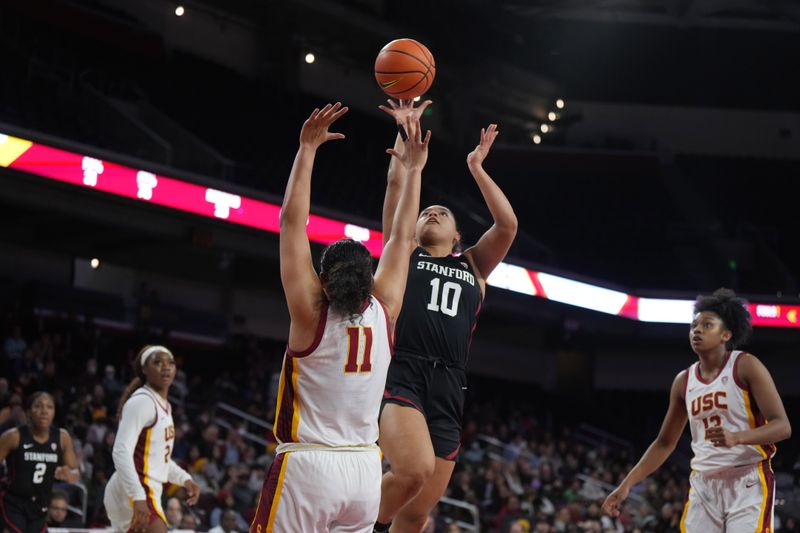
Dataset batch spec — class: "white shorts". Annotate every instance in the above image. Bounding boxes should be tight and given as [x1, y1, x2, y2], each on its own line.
[680, 461, 775, 533]
[250, 449, 382, 533]
[104, 472, 167, 532]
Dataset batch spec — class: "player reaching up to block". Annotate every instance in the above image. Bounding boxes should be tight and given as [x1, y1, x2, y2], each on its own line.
[250, 104, 429, 533]
[602, 288, 791, 533]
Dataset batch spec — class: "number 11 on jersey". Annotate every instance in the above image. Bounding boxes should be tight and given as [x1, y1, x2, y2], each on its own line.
[344, 326, 373, 374]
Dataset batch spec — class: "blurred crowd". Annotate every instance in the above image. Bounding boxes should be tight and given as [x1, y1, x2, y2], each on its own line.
[1, 311, 283, 531]
[2, 313, 798, 532]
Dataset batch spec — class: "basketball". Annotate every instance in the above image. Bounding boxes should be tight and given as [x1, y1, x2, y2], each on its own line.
[374, 38, 436, 101]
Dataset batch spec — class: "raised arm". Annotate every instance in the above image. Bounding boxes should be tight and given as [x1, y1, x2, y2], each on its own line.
[378, 99, 432, 247]
[705, 353, 791, 447]
[373, 115, 430, 321]
[602, 371, 689, 517]
[462, 124, 518, 284]
[280, 103, 348, 349]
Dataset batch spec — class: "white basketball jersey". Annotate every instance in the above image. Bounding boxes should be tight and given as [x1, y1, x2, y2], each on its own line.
[130, 387, 176, 485]
[684, 350, 775, 474]
[273, 295, 392, 449]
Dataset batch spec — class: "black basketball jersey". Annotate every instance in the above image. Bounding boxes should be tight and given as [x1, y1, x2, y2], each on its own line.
[2, 425, 62, 516]
[393, 247, 482, 367]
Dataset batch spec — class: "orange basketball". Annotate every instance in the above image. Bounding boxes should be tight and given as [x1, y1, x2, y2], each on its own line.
[374, 38, 436, 101]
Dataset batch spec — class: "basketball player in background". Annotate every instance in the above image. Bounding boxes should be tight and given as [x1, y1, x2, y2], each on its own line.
[104, 345, 200, 533]
[249, 104, 428, 532]
[375, 99, 517, 533]
[603, 288, 791, 532]
[0, 392, 79, 533]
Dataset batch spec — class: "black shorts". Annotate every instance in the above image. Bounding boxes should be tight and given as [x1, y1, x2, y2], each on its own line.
[381, 353, 466, 460]
[0, 494, 47, 533]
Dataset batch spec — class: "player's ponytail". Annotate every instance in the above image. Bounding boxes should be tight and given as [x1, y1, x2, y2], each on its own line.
[115, 345, 150, 420]
[320, 239, 374, 317]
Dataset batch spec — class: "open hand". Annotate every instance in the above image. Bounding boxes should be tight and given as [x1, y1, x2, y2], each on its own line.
[386, 115, 431, 170]
[466, 123, 499, 168]
[378, 98, 433, 125]
[299, 102, 349, 149]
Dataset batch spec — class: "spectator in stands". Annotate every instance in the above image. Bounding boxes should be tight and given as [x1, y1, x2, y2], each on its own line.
[209, 509, 239, 533]
[209, 490, 248, 531]
[201, 424, 221, 456]
[102, 364, 124, 398]
[0, 393, 24, 432]
[654, 501, 680, 533]
[553, 506, 572, 531]
[47, 490, 83, 528]
[171, 425, 190, 463]
[782, 517, 798, 532]
[533, 516, 553, 532]
[17, 348, 43, 391]
[3, 324, 27, 368]
[171, 369, 189, 403]
[494, 495, 526, 532]
[0, 311, 795, 532]
[189, 456, 220, 495]
[0, 378, 9, 407]
[509, 518, 531, 532]
[165, 497, 183, 530]
[179, 512, 199, 530]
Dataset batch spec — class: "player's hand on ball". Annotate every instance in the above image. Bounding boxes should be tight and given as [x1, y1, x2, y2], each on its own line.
[299, 102, 348, 149]
[706, 426, 740, 447]
[602, 485, 629, 517]
[467, 123, 499, 168]
[184, 479, 201, 506]
[378, 98, 432, 125]
[131, 500, 150, 532]
[386, 115, 431, 170]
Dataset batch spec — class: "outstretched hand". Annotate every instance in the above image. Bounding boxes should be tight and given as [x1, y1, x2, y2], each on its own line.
[378, 98, 433, 125]
[386, 115, 431, 170]
[299, 102, 349, 149]
[466, 123, 499, 167]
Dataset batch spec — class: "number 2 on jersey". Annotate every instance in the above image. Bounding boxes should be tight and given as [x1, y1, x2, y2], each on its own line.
[33, 462, 46, 484]
[427, 278, 462, 317]
[344, 326, 372, 373]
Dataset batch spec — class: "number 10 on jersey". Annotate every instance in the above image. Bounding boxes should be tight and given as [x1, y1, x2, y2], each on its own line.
[427, 278, 462, 317]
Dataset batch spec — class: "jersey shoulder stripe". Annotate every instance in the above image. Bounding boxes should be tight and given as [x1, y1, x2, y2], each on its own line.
[287, 302, 330, 358]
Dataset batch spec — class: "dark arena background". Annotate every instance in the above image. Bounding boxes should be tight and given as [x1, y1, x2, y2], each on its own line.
[1, 0, 800, 532]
